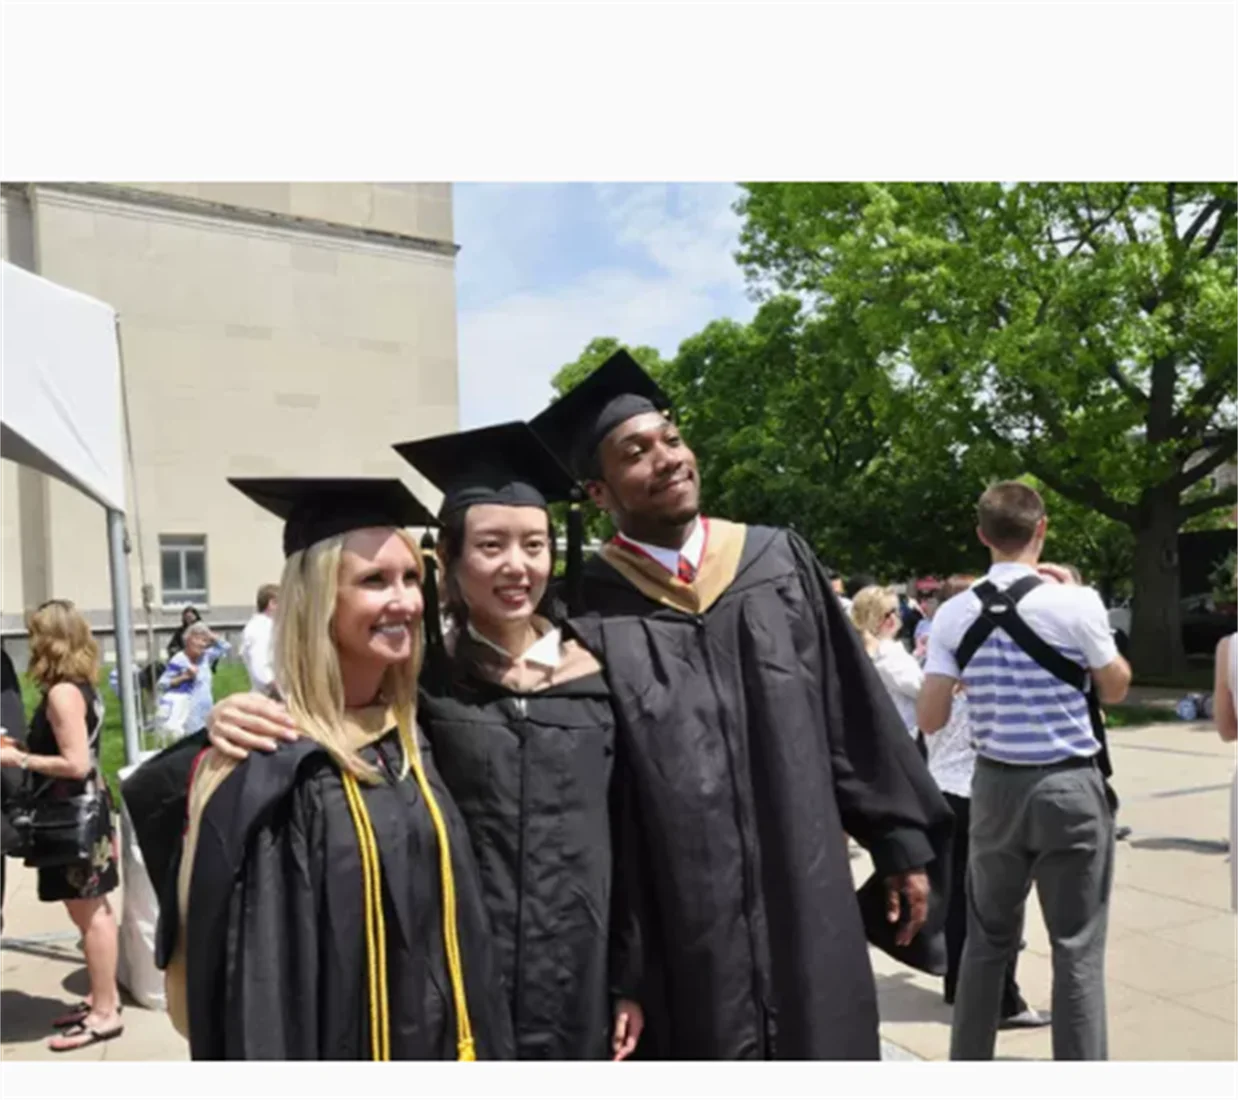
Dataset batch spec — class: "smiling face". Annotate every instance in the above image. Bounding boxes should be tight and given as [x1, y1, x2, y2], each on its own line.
[333, 527, 424, 672]
[450, 504, 552, 632]
[587, 412, 701, 536]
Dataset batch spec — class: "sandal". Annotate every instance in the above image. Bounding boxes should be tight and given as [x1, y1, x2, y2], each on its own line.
[51, 1001, 91, 1029]
[51, 1001, 122, 1030]
[48, 1020, 124, 1053]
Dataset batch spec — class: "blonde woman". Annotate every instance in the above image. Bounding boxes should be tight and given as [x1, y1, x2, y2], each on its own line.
[163, 479, 513, 1060]
[850, 585, 923, 737]
[0, 599, 121, 1052]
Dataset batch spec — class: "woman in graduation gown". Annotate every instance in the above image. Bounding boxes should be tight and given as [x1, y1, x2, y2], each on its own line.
[163, 478, 514, 1061]
[205, 426, 645, 1061]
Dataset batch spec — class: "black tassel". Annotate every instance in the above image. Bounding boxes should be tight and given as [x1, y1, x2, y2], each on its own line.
[420, 531, 445, 681]
[566, 488, 585, 617]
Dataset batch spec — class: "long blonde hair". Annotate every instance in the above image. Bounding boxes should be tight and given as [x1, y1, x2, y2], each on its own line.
[26, 599, 100, 692]
[850, 585, 900, 657]
[273, 527, 423, 783]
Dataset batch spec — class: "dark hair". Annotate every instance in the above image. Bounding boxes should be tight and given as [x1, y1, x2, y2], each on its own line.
[977, 481, 1045, 553]
[939, 574, 977, 602]
[437, 506, 561, 632]
[181, 606, 201, 626]
[845, 573, 877, 600]
[256, 583, 280, 613]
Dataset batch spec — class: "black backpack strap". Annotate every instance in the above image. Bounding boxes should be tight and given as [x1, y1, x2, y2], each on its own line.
[957, 573, 1113, 779]
[956, 576, 1047, 672]
[979, 580, 1087, 692]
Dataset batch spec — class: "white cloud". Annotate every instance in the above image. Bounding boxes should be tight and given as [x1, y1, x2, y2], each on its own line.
[456, 183, 756, 428]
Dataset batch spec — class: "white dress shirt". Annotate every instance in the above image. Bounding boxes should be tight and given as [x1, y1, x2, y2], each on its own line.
[614, 516, 707, 577]
[466, 621, 562, 669]
[870, 637, 923, 736]
[239, 612, 275, 694]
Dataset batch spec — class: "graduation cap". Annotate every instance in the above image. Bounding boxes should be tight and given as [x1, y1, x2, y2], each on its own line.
[394, 421, 588, 630]
[392, 421, 578, 518]
[229, 477, 438, 558]
[529, 350, 673, 480]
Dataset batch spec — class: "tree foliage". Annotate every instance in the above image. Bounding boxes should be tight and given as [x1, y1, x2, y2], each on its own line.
[735, 183, 1237, 674]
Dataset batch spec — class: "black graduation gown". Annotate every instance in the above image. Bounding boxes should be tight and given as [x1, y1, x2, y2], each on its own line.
[184, 726, 515, 1060]
[419, 646, 631, 1060]
[567, 522, 954, 1060]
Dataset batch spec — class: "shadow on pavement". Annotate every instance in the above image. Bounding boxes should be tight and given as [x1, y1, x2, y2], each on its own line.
[874, 971, 953, 1025]
[0, 940, 84, 966]
[0, 988, 85, 1044]
[1129, 836, 1230, 855]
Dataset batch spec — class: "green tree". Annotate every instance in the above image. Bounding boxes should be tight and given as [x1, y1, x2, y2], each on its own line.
[553, 301, 1002, 578]
[736, 182, 1237, 676]
[551, 337, 670, 394]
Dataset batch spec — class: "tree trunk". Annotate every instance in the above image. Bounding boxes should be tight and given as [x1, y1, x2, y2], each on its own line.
[1129, 493, 1188, 680]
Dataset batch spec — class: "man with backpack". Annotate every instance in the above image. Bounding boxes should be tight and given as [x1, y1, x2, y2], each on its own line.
[917, 481, 1132, 1061]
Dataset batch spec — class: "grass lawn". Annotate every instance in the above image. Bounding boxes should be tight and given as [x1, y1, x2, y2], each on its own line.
[18, 660, 252, 801]
[13, 657, 1207, 798]
[1104, 703, 1180, 727]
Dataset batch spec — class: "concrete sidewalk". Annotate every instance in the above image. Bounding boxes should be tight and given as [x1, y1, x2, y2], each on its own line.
[1, 720, 1234, 1062]
[860, 719, 1237, 1061]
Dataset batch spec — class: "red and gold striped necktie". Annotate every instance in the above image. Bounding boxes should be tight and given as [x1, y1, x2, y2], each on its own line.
[677, 555, 696, 584]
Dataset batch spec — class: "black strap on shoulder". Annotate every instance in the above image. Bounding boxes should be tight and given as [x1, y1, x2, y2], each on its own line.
[953, 573, 1113, 778]
[955, 575, 1045, 673]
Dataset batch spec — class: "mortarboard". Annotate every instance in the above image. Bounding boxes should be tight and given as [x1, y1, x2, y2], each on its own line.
[529, 350, 673, 479]
[229, 477, 438, 558]
[392, 422, 577, 518]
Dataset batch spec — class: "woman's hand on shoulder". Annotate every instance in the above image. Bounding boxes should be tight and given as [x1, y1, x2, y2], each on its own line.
[207, 692, 298, 760]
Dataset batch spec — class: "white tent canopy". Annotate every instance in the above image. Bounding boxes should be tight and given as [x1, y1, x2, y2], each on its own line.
[1, 259, 139, 765]
[1, 261, 127, 512]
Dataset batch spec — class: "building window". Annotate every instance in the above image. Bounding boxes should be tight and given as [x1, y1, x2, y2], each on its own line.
[160, 534, 208, 605]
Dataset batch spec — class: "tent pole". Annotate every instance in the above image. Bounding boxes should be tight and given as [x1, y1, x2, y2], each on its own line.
[107, 508, 141, 767]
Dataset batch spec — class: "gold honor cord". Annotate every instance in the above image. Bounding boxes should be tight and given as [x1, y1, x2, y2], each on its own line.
[395, 708, 477, 1061]
[341, 771, 390, 1061]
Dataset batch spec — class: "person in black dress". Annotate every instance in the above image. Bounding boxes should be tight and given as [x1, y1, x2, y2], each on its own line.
[0, 599, 121, 1052]
[162, 479, 513, 1060]
[165, 605, 201, 660]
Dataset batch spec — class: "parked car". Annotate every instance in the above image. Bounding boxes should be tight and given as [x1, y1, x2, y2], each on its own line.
[1180, 593, 1238, 655]
[1108, 595, 1237, 656]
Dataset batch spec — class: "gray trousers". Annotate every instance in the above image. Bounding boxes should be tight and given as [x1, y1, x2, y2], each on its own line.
[950, 756, 1115, 1060]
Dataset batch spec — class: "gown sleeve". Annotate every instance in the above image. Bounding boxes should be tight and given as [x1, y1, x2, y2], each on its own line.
[218, 776, 328, 1059]
[787, 532, 952, 877]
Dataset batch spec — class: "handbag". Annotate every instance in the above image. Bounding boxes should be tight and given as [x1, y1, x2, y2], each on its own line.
[11, 772, 114, 869]
[156, 690, 194, 738]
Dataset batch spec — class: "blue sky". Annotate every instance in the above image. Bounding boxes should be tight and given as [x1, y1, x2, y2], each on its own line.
[453, 183, 758, 428]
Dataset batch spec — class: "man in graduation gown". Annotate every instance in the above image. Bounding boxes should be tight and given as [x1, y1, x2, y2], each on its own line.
[530, 352, 954, 1060]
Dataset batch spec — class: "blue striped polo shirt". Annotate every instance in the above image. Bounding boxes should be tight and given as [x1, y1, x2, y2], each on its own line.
[924, 563, 1119, 766]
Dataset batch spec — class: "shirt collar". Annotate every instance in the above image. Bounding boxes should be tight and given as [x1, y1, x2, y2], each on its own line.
[465, 620, 562, 669]
[615, 516, 707, 576]
[986, 562, 1038, 583]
